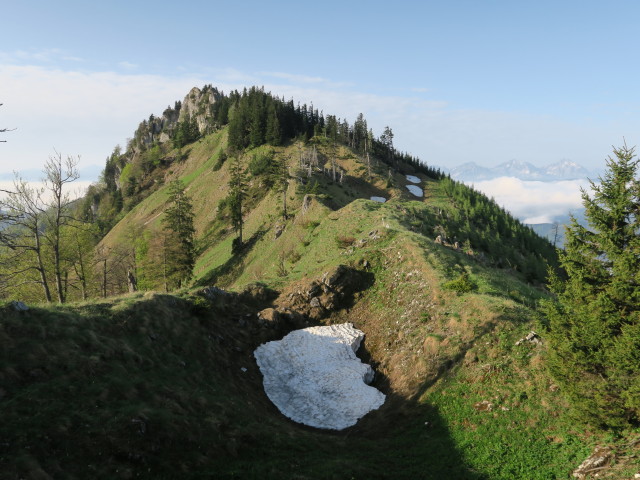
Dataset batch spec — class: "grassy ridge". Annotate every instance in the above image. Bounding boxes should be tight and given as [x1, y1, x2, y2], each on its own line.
[5, 129, 639, 478]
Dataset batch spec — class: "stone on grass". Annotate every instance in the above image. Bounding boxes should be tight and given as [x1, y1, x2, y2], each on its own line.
[254, 323, 385, 430]
[11, 301, 29, 312]
[370, 196, 386, 203]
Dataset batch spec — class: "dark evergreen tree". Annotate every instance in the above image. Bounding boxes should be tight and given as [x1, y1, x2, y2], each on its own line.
[228, 156, 248, 252]
[265, 101, 281, 146]
[162, 180, 196, 288]
[543, 145, 640, 428]
[270, 156, 289, 220]
[173, 114, 200, 149]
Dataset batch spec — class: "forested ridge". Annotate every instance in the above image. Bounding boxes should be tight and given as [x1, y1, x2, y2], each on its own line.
[0, 85, 556, 303]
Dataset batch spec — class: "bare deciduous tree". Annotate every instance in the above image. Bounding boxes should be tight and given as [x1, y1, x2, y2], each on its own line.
[0, 152, 80, 303]
[43, 152, 80, 302]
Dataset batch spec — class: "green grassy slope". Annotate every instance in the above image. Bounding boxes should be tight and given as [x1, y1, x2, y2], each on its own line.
[3, 131, 639, 479]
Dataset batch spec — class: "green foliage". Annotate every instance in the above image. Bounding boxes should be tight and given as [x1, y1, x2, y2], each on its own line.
[543, 145, 640, 428]
[161, 180, 196, 288]
[141, 144, 163, 171]
[442, 271, 478, 294]
[228, 156, 248, 247]
[248, 150, 274, 176]
[172, 114, 200, 149]
[298, 179, 320, 196]
[227, 87, 322, 151]
[436, 176, 557, 283]
[118, 162, 139, 197]
[211, 150, 227, 171]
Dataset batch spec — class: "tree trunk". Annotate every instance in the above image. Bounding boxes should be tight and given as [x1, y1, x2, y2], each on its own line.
[54, 240, 65, 303]
[102, 259, 107, 298]
[34, 233, 52, 303]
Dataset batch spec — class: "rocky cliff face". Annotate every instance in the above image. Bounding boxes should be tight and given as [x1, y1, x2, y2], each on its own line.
[130, 85, 221, 152]
[131, 102, 182, 151]
[179, 85, 221, 135]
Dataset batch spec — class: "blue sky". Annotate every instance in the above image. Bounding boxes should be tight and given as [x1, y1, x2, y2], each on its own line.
[2, 0, 640, 184]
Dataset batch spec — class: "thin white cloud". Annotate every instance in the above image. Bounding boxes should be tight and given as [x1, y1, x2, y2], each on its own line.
[0, 179, 95, 202]
[1, 64, 207, 175]
[1, 48, 84, 64]
[118, 61, 138, 70]
[0, 58, 629, 200]
[259, 71, 329, 84]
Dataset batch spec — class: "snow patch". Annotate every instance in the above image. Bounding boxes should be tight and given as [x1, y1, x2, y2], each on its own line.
[406, 185, 424, 197]
[406, 175, 421, 183]
[370, 196, 386, 203]
[254, 323, 386, 430]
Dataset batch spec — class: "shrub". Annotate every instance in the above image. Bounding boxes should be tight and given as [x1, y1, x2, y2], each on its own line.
[212, 151, 227, 171]
[442, 272, 477, 294]
[248, 151, 273, 176]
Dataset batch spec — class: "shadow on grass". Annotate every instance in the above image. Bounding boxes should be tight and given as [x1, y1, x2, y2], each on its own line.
[338, 340, 488, 480]
[195, 228, 267, 288]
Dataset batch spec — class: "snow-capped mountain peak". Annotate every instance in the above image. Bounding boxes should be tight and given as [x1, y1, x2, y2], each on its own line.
[443, 159, 591, 182]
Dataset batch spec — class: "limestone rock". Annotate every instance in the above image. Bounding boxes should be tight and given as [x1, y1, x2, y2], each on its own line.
[515, 331, 542, 346]
[254, 323, 385, 430]
[179, 86, 219, 134]
[573, 446, 613, 478]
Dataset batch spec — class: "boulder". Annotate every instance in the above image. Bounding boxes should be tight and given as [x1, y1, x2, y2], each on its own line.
[11, 301, 29, 312]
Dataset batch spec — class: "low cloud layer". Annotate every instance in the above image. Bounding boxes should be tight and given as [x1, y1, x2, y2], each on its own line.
[0, 180, 93, 202]
[468, 177, 590, 224]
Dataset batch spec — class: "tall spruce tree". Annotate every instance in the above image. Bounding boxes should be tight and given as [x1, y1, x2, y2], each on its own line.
[228, 156, 248, 252]
[162, 180, 196, 289]
[270, 156, 289, 220]
[543, 144, 640, 428]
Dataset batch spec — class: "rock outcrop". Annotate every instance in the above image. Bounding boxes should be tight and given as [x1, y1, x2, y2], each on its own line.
[272, 264, 373, 322]
[254, 323, 385, 430]
[178, 86, 221, 134]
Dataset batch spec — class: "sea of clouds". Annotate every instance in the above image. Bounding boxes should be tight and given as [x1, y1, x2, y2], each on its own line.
[467, 177, 591, 224]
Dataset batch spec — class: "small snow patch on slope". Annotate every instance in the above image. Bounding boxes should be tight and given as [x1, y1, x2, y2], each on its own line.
[406, 185, 424, 197]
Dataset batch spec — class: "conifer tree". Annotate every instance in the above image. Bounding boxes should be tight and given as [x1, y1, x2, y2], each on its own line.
[162, 180, 196, 288]
[271, 156, 289, 220]
[543, 144, 640, 427]
[228, 156, 248, 252]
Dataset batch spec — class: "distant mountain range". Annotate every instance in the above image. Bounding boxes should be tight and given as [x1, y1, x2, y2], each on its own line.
[442, 159, 592, 182]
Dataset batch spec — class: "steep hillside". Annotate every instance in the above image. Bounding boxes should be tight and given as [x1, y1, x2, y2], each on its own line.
[3, 86, 638, 479]
[5, 200, 634, 478]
